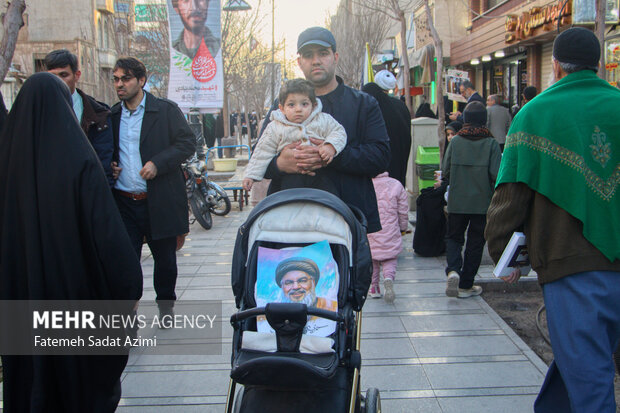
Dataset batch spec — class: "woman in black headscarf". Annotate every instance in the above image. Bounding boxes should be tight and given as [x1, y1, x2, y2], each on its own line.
[414, 102, 437, 119]
[0, 73, 143, 412]
[362, 81, 412, 187]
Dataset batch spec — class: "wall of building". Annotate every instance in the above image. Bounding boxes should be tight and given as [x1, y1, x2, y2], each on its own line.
[25, 0, 96, 43]
[9, 0, 119, 104]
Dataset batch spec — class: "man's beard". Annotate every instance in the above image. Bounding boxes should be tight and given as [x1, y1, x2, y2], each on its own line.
[547, 71, 557, 88]
[181, 13, 207, 35]
[279, 289, 317, 307]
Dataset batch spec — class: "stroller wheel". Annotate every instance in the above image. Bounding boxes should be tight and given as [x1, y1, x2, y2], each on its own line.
[364, 387, 381, 413]
[232, 385, 244, 413]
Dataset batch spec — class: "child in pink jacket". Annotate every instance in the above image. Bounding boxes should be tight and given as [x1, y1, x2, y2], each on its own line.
[367, 172, 409, 303]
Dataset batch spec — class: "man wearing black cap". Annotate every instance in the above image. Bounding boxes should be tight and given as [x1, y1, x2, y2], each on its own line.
[486, 27, 620, 413]
[259, 27, 390, 234]
[442, 101, 501, 299]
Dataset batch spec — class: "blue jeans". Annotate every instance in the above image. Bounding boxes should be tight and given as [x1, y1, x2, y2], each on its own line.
[535, 270, 620, 413]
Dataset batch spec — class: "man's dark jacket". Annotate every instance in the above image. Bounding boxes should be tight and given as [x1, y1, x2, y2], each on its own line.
[263, 77, 391, 233]
[456, 92, 485, 123]
[77, 89, 114, 187]
[110, 92, 195, 240]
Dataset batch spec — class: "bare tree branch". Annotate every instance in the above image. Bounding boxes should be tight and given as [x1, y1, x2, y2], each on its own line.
[351, 0, 414, 115]
[0, 0, 26, 83]
[327, 2, 391, 89]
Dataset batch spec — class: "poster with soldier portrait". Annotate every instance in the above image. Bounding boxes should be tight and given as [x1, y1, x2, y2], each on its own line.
[166, 0, 223, 113]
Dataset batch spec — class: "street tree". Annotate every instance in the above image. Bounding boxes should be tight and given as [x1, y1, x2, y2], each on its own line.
[424, 0, 446, 157]
[352, 0, 415, 115]
[327, 1, 391, 89]
[0, 0, 26, 83]
[222, 1, 283, 138]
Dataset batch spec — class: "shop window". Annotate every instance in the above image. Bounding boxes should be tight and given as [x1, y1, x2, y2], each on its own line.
[605, 36, 620, 88]
[486, 0, 505, 9]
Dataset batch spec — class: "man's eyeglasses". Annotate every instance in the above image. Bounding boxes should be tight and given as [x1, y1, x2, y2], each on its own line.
[281, 277, 313, 287]
[112, 75, 135, 84]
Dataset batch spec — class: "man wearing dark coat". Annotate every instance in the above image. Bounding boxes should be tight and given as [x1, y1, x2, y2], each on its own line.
[259, 27, 390, 234]
[45, 49, 115, 187]
[0, 73, 143, 413]
[449, 80, 484, 123]
[110, 57, 195, 315]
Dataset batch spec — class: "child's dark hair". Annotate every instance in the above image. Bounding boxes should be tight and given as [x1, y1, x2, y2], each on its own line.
[279, 79, 317, 105]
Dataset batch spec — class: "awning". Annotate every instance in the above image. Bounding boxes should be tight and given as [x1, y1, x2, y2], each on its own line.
[399, 44, 435, 85]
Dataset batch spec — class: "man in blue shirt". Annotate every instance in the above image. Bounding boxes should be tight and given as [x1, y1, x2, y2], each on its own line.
[45, 49, 115, 187]
[110, 57, 195, 317]
[261, 27, 390, 233]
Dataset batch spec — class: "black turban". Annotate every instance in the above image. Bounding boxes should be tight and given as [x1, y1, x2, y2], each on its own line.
[275, 257, 320, 286]
[553, 27, 600, 68]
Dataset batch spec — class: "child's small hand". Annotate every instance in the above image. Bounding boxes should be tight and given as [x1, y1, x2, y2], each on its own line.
[242, 178, 254, 191]
[318, 143, 336, 164]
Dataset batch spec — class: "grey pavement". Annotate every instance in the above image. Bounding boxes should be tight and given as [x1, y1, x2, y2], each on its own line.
[116, 205, 547, 413]
[0, 205, 547, 413]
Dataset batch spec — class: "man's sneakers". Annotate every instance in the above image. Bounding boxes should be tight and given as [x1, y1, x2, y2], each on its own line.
[383, 279, 395, 304]
[369, 284, 382, 298]
[446, 271, 460, 297]
[457, 285, 483, 298]
[446, 272, 483, 298]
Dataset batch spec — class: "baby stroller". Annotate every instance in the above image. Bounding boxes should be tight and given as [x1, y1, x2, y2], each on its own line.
[226, 188, 381, 413]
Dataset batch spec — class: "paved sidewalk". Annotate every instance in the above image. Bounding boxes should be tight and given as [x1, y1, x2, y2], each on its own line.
[0, 205, 547, 412]
[115, 205, 547, 413]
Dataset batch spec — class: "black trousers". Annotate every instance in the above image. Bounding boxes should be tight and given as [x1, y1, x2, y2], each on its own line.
[114, 193, 178, 302]
[445, 213, 486, 289]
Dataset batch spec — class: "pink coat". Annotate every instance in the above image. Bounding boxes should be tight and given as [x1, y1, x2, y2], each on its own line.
[368, 173, 409, 260]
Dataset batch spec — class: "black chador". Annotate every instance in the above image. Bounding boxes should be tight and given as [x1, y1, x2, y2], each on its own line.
[0, 73, 143, 413]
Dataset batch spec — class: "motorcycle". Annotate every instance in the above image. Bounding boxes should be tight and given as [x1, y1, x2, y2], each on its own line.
[183, 160, 232, 230]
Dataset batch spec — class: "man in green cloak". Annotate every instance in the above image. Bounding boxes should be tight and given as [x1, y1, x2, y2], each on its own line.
[486, 27, 620, 413]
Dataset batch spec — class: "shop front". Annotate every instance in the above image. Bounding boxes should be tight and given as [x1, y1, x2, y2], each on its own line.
[450, 0, 573, 106]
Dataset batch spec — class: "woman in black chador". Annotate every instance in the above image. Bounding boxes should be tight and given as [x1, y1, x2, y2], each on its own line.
[362, 81, 412, 188]
[0, 73, 143, 412]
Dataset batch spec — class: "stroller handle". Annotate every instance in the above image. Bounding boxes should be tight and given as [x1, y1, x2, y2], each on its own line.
[230, 305, 344, 324]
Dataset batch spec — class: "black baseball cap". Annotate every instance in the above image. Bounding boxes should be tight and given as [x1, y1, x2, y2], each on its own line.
[297, 27, 336, 53]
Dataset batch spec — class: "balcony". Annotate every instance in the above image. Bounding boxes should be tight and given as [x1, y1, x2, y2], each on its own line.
[99, 49, 117, 69]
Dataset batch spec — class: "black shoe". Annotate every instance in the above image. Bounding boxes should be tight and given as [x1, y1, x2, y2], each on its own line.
[158, 306, 174, 329]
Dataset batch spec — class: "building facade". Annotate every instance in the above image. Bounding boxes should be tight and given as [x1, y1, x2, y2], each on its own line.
[451, 0, 619, 108]
[9, 0, 120, 106]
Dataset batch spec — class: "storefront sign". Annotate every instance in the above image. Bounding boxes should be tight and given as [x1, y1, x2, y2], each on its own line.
[505, 0, 572, 43]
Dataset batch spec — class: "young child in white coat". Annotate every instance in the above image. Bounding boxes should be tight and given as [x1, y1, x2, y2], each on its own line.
[242, 79, 346, 194]
[367, 172, 409, 303]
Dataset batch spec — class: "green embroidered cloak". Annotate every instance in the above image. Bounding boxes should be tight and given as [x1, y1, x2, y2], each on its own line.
[497, 70, 620, 261]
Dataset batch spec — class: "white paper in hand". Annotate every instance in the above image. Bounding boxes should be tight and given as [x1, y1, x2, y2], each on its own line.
[493, 232, 531, 278]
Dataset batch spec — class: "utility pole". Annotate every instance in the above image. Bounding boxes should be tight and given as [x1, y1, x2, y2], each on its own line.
[595, 0, 606, 79]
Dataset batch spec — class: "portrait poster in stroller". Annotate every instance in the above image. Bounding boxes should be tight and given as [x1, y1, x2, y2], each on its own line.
[255, 240, 339, 337]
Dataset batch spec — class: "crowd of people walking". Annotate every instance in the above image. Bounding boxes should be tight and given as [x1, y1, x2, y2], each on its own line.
[0, 24, 618, 413]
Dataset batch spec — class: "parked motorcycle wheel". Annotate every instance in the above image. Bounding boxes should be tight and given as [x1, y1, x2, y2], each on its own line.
[189, 190, 213, 230]
[208, 182, 231, 216]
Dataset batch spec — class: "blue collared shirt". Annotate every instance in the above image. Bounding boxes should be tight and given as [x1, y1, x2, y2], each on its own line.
[115, 93, 147, 193]
[72, 90, 83, 123]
